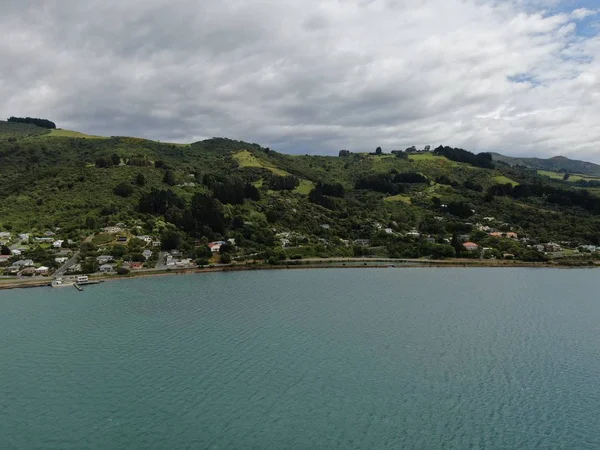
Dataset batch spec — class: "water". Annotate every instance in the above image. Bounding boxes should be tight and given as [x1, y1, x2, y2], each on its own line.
[1, 268, 600, 449]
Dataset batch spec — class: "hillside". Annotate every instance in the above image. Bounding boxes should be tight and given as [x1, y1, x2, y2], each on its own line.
[1, 120, 600, 274]
[491, 153, 600, 177]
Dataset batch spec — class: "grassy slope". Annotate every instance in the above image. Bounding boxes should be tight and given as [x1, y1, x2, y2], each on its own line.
[2, 120, 600, 246]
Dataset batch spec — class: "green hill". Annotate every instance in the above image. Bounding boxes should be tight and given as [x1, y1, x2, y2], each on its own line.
[491, 153, 600, 177]
[1, 120, 600, 267]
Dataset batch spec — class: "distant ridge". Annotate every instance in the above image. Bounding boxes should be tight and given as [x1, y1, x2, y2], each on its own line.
[491, 153, 600, 177]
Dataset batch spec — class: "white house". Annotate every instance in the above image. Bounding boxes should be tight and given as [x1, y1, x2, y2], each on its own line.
[137, 235, 152, 244]
[53, 240, 64, 248]
[35, 266, 50, 275]
[227, 238, 236, 245]
[18, 233, 30, 241]
[320, 224, 331, 230]
[406, 230, 421, 238]
[384, 228, 394, 234]
[55, 257, 68, 264]
[99, 264, 114, 273]
[13, 259, 34, 267]
[44, 231, 55, 237]
[0, 232, 11, 239]
[152, 240, 161, 247]
[96, 255, 114, 264]
[11, 249, 22, 256]
[103, 226, 123, 234]
[142, 249, 152, 259]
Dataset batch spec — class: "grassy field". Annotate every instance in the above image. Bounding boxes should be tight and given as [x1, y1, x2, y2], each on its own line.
[48, 129, 107, 139]
[536, 170, 600, 183]
[493, 175, 520, 186]
[233, 150, 290, 176]
[384, 194, 412, 204]
[294, 179, 315, 195]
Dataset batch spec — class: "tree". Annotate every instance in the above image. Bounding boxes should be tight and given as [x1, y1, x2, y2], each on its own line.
[375, 147, 382, 155]
[113, 182, 134, 198]
[135, 173, 147, 186]
[160, 230, 182, 250]
[110, 154, 121, 166]
[339, 150, 351, 157]
[0, 245, 10, 255]
[117, 267, 130, 275]
[219, 253, 232, 264]
[196, 258, 210, 267]
[563, 173, 570, 181]
[163, 170, 176, 186]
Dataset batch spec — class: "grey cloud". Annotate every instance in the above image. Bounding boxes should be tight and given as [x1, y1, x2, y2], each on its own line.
[1, 0, 599, 161]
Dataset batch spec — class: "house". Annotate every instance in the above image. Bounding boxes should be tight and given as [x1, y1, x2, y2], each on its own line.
[580, 245, 597, 252]
[142, 249, 152, 260]
[117, 236, 128, 242]
[459, 234, 471, 242]
[281, 238, 290, 247]
[505, 232, 518, 239]
[76, 275, 88, 283]
[424, 237, 436, 244]
[152, 240, 161, 247]
[44, 231, 55, 237]
[544, 242, 562, 252]
[489, 232, 503, 238]
[67, 264, 82, 273]
[11, 249, 22, 256]
[130, 262, 143, 270]
[53, 240, 64, 248]
[137, 235, 152, 244]
[533, 244, 545, 252]
[503, 253, 515, 259]
[227, 238, 236, 245]
[483, 217, 495, 221]
[103, 226, 123, 234]
[353, 239, 371, 247]
[18, 233, 30, 241]
[384, 228, 394, 235]
[99, 264, 114, 273]
[13, 259, 34, 267]
[55, 257, 68, 264]
[320, 224, 330, 230]
[209, 241, 226, 252]
[96, 255, 114, 264]
[34, 237, 54, 243]
[0, 232, 11, 239]
[340, 239, 350, 246]
[406, 230, 420, 238]
[35, 266, 50, 275]
[4, 266, 19, 275]
[463, 242, 480, 251]
[20, 267, 36, 276]
[0, 255, 10, 264]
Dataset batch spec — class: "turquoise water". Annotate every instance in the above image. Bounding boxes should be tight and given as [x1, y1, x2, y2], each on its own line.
[1, 268, 600, 449]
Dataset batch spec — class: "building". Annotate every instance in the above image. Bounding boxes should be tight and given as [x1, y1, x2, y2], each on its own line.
[406, 230, 421, 238]
[11, 249, 22, 256]
[18, 233, 30, 241]
[152, 240, 161, 247]
[99, 264, 114, 273]
[67, 264, 82, 273]
[0, 255, 10, 264]
[96, 255, 114, 264]
[505, 232, 518, 239]
[130, 262, 143, 270]
[384, 228, 394, 234]
[489, 232, 503, 238]
[463, 242, 479, 251]
[117, 236, 128, 242]
[13, 259, 34, 267]
[55, 257, 68, 264]
[53, 240, 64, 248]
[103, 226, 123, 234]
[209, 241, 227, 252]
[353, 239, 371, 247]
[320, 224, 330, 230]
[34, 237, 54, 243]
[76, 275, 89, 283]
[44, 231, 55, 237]
[0, 232, 11, 239]
[35, 266, 50, 275]
[137, 235, 152, 244]
[142, 249, 152, 260]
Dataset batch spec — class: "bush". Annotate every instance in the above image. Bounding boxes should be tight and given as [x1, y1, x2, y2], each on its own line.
[196, 258, 210, 267]
[117, 267, 130, 275]
[113, 182, 134, 198]
[219, 253, 232, 264]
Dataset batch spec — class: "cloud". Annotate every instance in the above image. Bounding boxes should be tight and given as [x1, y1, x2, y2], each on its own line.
[1, 0, 599, 161]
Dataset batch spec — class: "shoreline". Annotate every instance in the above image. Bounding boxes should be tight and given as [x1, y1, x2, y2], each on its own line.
[1, 258, 598, 291]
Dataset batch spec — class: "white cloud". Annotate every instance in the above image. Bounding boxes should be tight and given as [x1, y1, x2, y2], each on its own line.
[0, 0, 599, 161]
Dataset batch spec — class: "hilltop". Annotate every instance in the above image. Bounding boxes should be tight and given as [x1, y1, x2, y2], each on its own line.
[1, 119, 600, 276]
[491, 153, 600, 177]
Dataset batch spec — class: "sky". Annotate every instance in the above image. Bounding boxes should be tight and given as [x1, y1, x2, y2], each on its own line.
[1, 0, 598, 160]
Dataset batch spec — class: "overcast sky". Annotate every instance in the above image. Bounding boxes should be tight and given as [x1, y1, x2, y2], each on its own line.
[1, 0, 598, 160]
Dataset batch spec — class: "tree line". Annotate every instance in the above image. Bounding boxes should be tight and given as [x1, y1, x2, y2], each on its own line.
[434, 145, 494, 169]
[8, 116, 56, 129]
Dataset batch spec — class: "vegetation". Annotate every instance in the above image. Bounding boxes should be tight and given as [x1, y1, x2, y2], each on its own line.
[7, 117, 56, 129]
[2, 119, 600, 273]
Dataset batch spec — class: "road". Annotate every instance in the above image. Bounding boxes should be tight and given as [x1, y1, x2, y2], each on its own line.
[54, 252, 80, 276]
